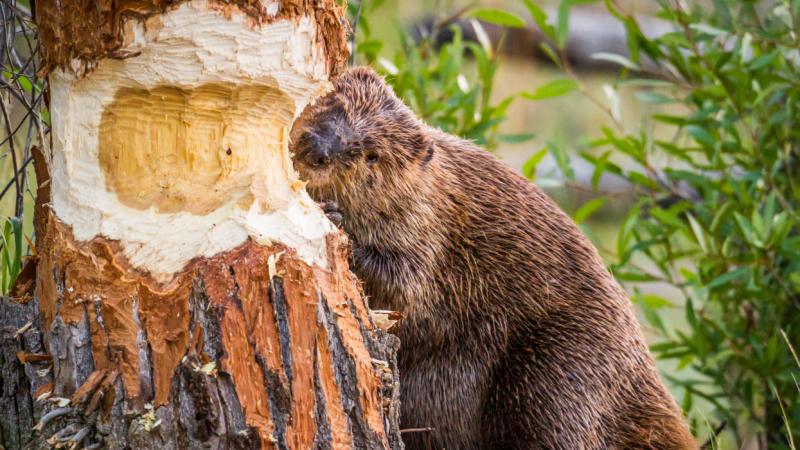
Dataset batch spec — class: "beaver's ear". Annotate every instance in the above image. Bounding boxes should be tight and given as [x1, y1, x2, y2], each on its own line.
[333, 66, 392, 112]
[419, 138, 435, 167]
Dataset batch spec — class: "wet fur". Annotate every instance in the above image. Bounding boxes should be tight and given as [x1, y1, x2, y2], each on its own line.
[291, 67, 696, 450]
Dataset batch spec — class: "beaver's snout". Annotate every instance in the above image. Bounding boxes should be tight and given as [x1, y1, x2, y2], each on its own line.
[293, 107, 357, 169]
[296, 130, 334, 168]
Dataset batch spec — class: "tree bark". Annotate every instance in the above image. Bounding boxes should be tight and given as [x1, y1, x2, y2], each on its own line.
[0, 1, 402, 448]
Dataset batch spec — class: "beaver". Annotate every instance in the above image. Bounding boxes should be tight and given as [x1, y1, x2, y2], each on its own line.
[290, 67, 696, 450]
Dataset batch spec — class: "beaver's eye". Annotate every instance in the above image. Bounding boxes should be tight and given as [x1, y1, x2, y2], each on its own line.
[366, 153, 379, 163]
[348, 145, 363, 157]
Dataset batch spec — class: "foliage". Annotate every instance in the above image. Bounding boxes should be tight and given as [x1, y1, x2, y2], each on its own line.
[350, 0, 533, 149]
[520, 0, 800, 447]
[0, 0, 44, 294]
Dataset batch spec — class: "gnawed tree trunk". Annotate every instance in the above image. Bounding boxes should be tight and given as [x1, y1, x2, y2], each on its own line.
[0, 1, 402, 448]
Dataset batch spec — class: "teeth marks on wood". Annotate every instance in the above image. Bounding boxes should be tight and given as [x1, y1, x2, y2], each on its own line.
[132, 296, 155, 404]
[255, 353, 290, 450]
[312, 339, 333, 450]
[343, 295, 402, 449]
[347, 296, 378, 356]
[190, 280, 225, 361]
[19, 218, 400, 449]
[90, 298, 112, 365]
[214, 371, 252, 439]
[269, 277, 294, 387]
[318, 295, 375, 449]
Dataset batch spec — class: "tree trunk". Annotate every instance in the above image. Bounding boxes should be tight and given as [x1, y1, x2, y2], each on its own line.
[0, 1, 402, 448]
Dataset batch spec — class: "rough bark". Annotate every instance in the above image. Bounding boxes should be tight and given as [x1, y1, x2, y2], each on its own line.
[1, 272, 401, 449]
[0, 0, 402, 448]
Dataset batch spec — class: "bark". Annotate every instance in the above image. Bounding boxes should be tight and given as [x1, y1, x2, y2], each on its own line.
[0, 0, 402, 448]
[1, 230, 401, 449]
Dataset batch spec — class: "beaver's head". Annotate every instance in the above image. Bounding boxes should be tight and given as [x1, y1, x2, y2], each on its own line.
[290, 67, 433, 208]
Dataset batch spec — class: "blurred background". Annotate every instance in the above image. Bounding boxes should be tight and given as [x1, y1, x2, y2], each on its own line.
[2, 0, 799, 448]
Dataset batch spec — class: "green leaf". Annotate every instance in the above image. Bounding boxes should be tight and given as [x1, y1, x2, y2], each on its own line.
[573, 197, 606, 224]
[686, 125, 715, 147]
[634, 91, 674, 104]
[688, 23, 728, 37]
[707, 267, 748, 289]
[469, 8, 526, 28]
[546, 140, 575, 181]
[748, 50, 779, 71]
[651, 207, 685, 228]
[686, 213, 707, 252]
[591, 52, 640, 70]
[3, 70, 33, 93]
[522, 79, 578, 100]
[522, 148, 548, 180]
[614, 271, 657, 282]
[538, 43, 561, 66]
[498, 132, 536, 144]
[522, 0, 556, 40]
[589, 150, 611, 189]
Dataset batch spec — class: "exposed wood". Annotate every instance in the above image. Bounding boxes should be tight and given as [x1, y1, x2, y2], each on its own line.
[35, 0, 349, 76]
[3, 215, 397, 449]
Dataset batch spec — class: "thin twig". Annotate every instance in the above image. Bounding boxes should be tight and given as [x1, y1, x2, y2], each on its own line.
[0, 91, 22, 217]
[400, 427, 435, 434]
[349, 0, 364, 65]
[0, 154, 32, 199]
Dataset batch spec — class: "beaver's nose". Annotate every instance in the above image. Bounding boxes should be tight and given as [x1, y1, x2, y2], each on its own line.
[305, 145, 331, 168]
[298, 131, 333, 167]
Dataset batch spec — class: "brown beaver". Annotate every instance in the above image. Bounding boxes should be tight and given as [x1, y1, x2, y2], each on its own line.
[290, 67, 696, 450]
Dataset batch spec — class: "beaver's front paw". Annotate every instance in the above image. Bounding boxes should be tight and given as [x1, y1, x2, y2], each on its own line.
[319, 200, 344, 227]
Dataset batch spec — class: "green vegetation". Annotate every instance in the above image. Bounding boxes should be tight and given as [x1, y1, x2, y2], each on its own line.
[542, 1, 800, 447]
[0, 0, 43, 294]
[351, 0, 533, 149]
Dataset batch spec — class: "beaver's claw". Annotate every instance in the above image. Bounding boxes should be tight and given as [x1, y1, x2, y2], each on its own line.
[319, 200, 344, 227]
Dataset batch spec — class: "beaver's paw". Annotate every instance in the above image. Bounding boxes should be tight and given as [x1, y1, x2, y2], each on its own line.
[319, 200, 344, 227]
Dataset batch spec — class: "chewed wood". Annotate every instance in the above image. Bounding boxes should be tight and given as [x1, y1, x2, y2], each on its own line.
[35, 0, 349, 76]
[27, 214, 396, 449]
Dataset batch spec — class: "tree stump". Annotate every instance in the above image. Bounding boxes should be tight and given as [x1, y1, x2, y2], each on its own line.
[0, 0, 402, 448]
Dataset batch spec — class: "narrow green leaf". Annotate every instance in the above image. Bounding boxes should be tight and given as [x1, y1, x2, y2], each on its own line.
[521, 0, 556, 40]
[522, 148, 548, 180]
[686, 213, 707, 252]
[522, 79, 578, 100]
[635, 91, 674, 104]
[538, 43, 561, 66]
[470, 8, 526, 28]
[688, 23, 728, 37]
[707, 267, 748, 289]
[498, 132, 536, 144]
[748, 50, 779, 71]
[590, 150, 611, 189]
[573, 197, 606, 224]
[546, 140, 575, 181]
[592, 52, 640, 70]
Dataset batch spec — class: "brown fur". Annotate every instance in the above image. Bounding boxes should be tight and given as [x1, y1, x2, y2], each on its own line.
[290, 67, 697, 450]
